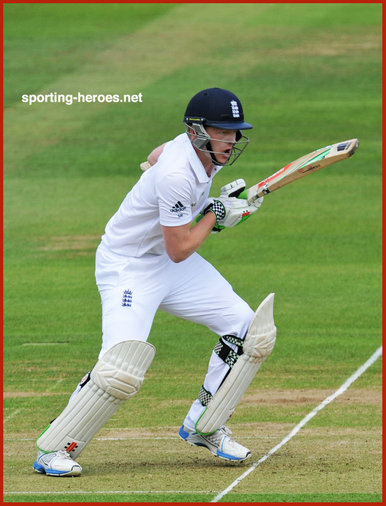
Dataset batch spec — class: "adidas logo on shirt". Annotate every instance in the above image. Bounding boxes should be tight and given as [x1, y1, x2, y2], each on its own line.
[170, 201, 186, 217]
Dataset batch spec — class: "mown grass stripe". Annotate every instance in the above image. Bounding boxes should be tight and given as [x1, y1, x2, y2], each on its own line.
[4, 3, 268, 174]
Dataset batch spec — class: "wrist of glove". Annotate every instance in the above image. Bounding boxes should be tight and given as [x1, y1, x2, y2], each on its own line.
[203, 199, 226, 222]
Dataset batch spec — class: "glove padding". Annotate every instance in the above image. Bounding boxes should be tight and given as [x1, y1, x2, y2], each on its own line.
[203, 194, 263, 229]
[219, 178, 247, 198]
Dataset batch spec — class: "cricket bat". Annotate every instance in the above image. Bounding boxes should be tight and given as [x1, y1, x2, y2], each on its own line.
[244, 138, 359, 204]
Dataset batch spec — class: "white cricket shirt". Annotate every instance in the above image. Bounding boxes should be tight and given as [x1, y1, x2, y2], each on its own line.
[100, 133, 221, 257]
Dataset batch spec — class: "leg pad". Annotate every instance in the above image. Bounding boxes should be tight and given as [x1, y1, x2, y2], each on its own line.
[36, 340, 155, 458]
[196, 293, 276, 434]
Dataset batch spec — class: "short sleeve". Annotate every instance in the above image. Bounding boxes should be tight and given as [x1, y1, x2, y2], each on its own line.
[156, 171, 193, 227]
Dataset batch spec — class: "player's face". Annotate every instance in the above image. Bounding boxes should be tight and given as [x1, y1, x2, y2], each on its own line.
[206, 127, 237, 164]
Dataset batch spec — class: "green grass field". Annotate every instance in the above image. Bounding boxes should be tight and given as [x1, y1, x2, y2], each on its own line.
[3, 3, 382, 503]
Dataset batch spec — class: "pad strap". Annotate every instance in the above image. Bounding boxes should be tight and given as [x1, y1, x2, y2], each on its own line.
[198, 385, 213, 407]
[214, 335, 244, 368]
[198, 335, 244, 408]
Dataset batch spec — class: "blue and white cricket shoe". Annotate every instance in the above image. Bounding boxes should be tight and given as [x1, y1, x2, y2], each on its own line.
[33, 450, 82, 476]
[179, 425, 251, 462]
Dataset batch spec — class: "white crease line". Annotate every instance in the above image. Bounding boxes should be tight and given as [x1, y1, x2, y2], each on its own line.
[212, 345, 382, 503]
[4, 347, 381, 501]
[4, 490, 215, 495]
[4, 435, 275, 442]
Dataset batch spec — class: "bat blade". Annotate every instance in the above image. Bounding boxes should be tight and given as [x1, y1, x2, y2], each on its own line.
[247, 138, 359, 203]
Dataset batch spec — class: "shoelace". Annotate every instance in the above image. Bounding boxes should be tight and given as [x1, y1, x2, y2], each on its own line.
[205, 426, 233, 444]
[56, 450, 72, 460]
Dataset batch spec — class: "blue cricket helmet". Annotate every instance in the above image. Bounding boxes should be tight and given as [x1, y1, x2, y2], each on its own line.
[184, 88, 253, 131]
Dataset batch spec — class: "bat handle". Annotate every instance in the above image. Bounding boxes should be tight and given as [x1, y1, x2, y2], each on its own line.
[246, 191, 264, 204]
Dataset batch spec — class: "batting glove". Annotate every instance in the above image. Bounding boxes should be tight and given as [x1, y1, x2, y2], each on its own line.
[203, 195, 263, 230]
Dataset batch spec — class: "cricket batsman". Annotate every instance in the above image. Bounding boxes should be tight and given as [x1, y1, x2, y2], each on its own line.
[33, 87, 276, 476]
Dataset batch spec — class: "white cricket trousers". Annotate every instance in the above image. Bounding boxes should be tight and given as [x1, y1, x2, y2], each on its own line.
[95, 244, 254, 430]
